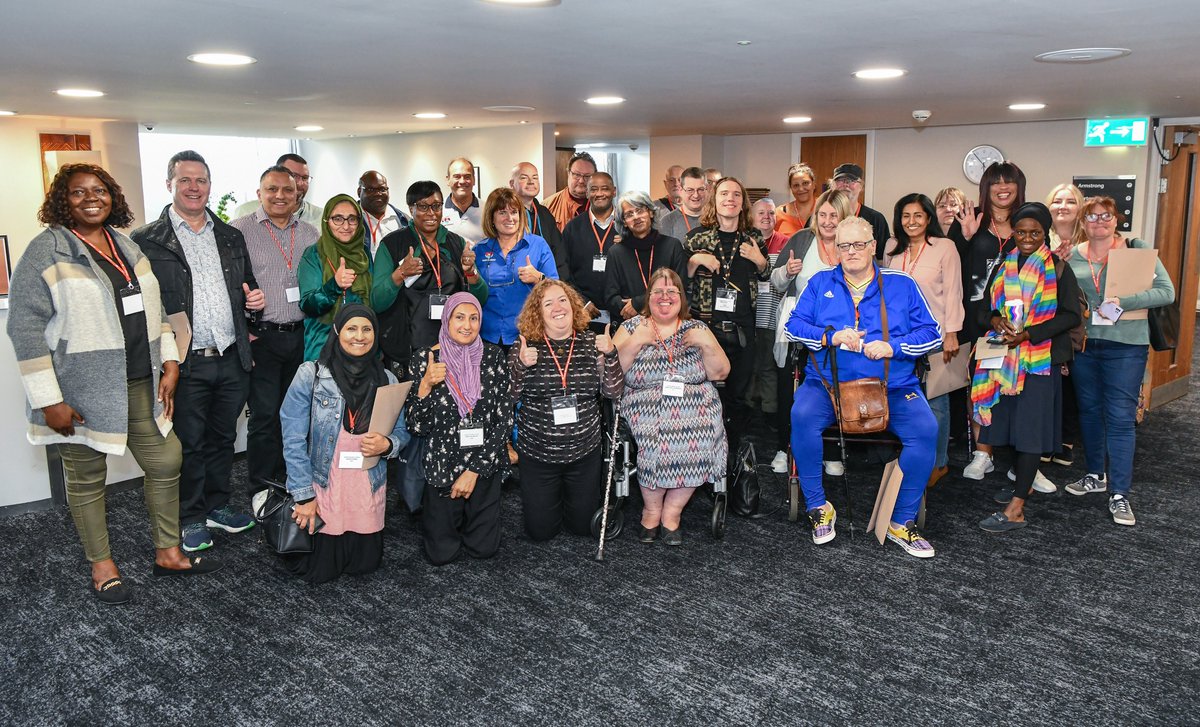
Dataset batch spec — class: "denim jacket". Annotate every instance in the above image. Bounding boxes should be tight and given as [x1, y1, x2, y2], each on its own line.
[281, 361, 410, 501]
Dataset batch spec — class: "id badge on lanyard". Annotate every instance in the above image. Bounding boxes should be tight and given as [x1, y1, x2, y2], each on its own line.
[119, 284, 144, 316]
[592, 254, 607, 273]
[285, 286, 301, 303]
[429, 293, 447, 320]
[662, 374, 685, 397]
[551, 394, 578, 425]
[459, 417, 484, 448]
[338, 450, 364, 469]
[715, 288, 737, 312]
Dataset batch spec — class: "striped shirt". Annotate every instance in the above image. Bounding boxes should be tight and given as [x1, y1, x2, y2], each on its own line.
[231, 208, 318, 324]
[169, 207, 235, 351]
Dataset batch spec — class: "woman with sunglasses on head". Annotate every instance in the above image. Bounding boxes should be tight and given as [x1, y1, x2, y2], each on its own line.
[774, 163, 818, 238]
[298, 194, 377, 361]
[1062, 197, 1174, 527]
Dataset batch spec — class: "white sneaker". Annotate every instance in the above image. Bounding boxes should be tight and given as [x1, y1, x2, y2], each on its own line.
[770, 451, 788, 474]
[1006, 468, 1058, 494]
[823, 460, 845, 476]
[963, 451, 994, 480]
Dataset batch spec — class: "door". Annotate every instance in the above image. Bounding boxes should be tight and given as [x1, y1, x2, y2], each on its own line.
[798, 134, 867, 195]
[1149, 124, 1200, 407]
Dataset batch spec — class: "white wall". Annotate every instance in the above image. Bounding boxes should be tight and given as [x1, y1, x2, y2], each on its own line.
[300, 124, 556, 208]
[614, 150, 651, 196]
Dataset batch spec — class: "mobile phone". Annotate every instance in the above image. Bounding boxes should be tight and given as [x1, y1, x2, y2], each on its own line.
[986, 334, 1008, 345]
[1099, 300, 1123, 321]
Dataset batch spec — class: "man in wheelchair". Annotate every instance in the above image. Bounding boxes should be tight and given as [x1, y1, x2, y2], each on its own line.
[784, 217, 942, 558]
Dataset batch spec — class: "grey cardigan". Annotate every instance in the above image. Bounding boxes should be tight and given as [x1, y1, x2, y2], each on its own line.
[7, 226, 180, 454]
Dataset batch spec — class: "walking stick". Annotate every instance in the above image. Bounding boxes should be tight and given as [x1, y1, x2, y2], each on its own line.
[595, 400, 622, 562]
[824, 327, 855, 538]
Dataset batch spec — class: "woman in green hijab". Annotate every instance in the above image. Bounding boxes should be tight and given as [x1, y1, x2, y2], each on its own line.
[299, 194, 375, 360]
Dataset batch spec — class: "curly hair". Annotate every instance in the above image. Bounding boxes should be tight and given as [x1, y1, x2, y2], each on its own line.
[38, 163, 135, 229]
[515, 278, 593, 342]
[638, 267, 691, 320]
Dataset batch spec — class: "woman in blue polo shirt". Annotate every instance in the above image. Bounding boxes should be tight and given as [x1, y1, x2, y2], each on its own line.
[473, 187, 559, 350]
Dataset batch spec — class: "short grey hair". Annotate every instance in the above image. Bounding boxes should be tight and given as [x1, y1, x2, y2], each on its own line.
[754, 197, 776, 210]
[616, 190, 657, 234]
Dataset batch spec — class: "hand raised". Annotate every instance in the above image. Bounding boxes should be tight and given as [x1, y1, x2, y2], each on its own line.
[595, 323, 615, 355]
[517, 334, 538, 367]
[423, 350, 446, 387]
[461, 247, 476, 276]
[517, 255, 542, 284]
[243, 282, 266, 311]
[785, 249, 803, 276]
[335, 257, 357, 289]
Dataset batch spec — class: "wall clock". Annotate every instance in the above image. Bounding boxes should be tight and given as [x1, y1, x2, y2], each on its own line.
[963, 145, 1004, 184]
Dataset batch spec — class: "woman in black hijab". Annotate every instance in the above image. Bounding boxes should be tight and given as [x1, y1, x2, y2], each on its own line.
[279, 304, 411, 582]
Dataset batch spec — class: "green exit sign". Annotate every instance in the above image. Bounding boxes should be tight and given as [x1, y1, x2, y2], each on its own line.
[1085, 118, 1150, 147]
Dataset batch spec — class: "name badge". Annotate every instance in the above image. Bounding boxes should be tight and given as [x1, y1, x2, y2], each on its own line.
[120, 286, 144, 316]
[592, 255, 608, 273]
[551, 394, 578, 425]
[338, 451, 364, 469]
[429, 293, 447, 320]
[715, 288, 737, 312]
[459, 419, 484, 448]
[285, 286, 301, 303]
[662, 374, 685, 397]
[757, 281, 772, 295]
[838, 326, 863, 352]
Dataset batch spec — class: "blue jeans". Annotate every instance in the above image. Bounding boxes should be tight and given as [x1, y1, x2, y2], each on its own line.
[928, 393, 950, 468]
[1070, 340, 1148, 495]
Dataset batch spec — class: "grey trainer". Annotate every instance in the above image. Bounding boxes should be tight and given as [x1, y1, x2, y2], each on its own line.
[1109, 494, 1136, 526]
[1065, 473, 1107, 496]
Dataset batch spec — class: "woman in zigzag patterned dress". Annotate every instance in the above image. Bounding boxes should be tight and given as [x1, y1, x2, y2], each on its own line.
[613, 268, 729, 546]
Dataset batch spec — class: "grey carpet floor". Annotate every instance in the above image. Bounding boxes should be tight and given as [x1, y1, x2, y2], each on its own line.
[3, 347, 1199, 725]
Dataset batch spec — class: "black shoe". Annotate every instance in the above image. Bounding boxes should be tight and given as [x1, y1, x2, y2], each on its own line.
[152, 555, 224, 577]
[662, 526, 683, 546]
[993, 487, 1014, 505]
[638, 525, 660, 543]
[94, 577, 131, 605]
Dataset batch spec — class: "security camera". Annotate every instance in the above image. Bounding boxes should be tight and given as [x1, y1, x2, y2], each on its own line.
[628, 143, 639, 151]
[912, 110, 931, 123]
[143, 123, 155, 131]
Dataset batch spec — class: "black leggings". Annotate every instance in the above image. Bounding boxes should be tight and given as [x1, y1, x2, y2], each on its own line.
[518, 448, 604, 541]
[1011, 451, 1041, 502]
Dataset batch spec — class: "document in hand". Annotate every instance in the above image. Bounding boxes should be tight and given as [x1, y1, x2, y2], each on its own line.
[926, 342, 973, 399]
[362, 381, 413, 468]
[1105, 247, 1158, 320]
[974, 336, 1008, 370]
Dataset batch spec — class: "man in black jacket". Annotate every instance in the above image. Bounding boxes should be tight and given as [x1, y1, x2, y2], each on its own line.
[509, 162, 568, 280]
[132, 150, 266, 553]
[831, 163, 891, 260]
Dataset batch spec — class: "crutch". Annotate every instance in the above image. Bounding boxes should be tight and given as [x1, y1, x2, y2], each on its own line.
[595, 400, 623, 562]
[823, 326, 856, 538]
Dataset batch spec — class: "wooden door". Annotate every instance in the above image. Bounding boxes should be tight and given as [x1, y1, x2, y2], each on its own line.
[798, 134, 867, 194]
[1149, 124, 1200, 408]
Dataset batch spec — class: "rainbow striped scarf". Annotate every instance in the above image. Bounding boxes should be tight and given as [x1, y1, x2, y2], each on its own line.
[970, 245, 1057, 426]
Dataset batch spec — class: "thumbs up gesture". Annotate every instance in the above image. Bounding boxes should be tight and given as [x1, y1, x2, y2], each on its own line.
[243, 282, 266, 311]
[595, 323, 615, 355]
[335, 256, 357, 289]
[785, 248, 803, 276]
[461, 246, 476, 277]
[517, 255, 542, 284]
[423, 350, 446, 387]
[517, 334, 538, 368]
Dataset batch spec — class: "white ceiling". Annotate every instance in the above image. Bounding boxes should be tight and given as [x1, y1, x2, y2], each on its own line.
[1, 0, 1197, 145]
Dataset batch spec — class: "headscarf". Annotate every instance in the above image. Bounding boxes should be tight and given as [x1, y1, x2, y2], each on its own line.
[437, 292, 484, 417]
[317, 194, 373, 324]
[970, 203, 1057, 426]
[318, 303, 389, 433]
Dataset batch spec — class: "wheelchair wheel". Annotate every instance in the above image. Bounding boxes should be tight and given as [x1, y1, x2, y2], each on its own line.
[788, 476, 800, 522]
[711, 492, 727, 540]
[590, 505, 625, 540]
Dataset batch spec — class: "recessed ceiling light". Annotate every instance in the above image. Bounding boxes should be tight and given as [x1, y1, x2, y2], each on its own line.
[554, 131, 560, 136]
[56, 88, 105, 98]
[1008, 103, 1046, 111]
[853, 68, 905, 80]
[1035, 48, 1130, 64]
[736, 40, 752, 46]
[479, 0, 560, 5]
[452, 126, 463, 129]
[783, 116, 812, 124]
[483, 105, 536, 112]
[585, 96, 625, 105]
[395, 130, 405, 134]
[347, 134, 356, 138]
[0, 110, 16, 116]
[519, 120, 529, 124]
[188, 53, 257, 66]
[413, 112, 447, 119]
[294, 125, 323, 131]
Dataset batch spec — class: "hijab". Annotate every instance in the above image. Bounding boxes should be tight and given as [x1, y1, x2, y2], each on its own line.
[437, 292, 484, 418]
[318, 303, 389, 433]
[317, 194, 373, 324]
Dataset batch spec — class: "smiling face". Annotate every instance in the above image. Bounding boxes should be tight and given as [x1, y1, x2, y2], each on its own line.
[328, 201, 360, 243]
[588, 175, 615, 216]
[168, 160, 211, 217]
[511, 163, 540, 201]
[834, 176, 861, 203]
[1013, 217, 1047, 255]
[900, 202, 929, 242]
[66, 172, 113, 232]
[790, 173, 815, 204]
[679, 175, 707, 216]
[540, 284, 575, 339]
[621, 202, 653, 237]
[445, 303, 481, 345]
[990, 180, 1018, 212]
[258, 171, 298, 223]
[358, 172, 389, 218]
[714, 179, 744, 224]
[337, 316, 375, 357]
[411, 192, 443, 236]
[1049, 189, 1080, 225]
[447, 160, 475, 202]
[493, 205, 522, 239]
[648, 277, 682, 324]
[281, 159, 310, 200]
[815, 202, 841, 242]
[752, 200, 775, 236]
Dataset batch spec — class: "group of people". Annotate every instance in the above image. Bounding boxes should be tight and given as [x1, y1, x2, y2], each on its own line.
[7, 147, 1174, 600]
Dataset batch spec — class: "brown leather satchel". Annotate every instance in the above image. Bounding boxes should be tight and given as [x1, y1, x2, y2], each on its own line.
[816, 270, 890, 434]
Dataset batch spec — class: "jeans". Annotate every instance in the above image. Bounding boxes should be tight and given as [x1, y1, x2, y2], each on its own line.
[1070, 340, 1148, 495]
[928, 393, 950, 468]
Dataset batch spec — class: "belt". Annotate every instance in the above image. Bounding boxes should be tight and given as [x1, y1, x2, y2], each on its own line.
[712, 321, 739, 332]
[253, 320, 305, 333]
[191, 345, 228, 358]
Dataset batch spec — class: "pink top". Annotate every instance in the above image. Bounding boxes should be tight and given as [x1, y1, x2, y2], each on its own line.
[315, 428, 386, 536]
[883, 236, 965, 334]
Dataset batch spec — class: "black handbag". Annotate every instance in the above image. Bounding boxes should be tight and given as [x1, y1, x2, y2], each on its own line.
[1147, 303, 1179, 351]
[728, 440, 761, 517]
[254, 479, 319, 555]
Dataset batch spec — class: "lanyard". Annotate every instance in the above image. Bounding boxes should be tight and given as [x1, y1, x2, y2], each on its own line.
[262, 219, 296, 270]
[417, 230, 444, 290]
[714, 232, 742, 286]
[366, 212, 383, 243]
[544, 332, 576, 390]
[634, 247, 655, 289]
[651, 319, 678, 365]
[71, 227, 132, 286]
[1086, 255, 1107, 293]
[591, 216, 614, 253]
[902, 240, 926, 273]
[345, 404, 366, 432]
[990, 219, 1013, 251]
[682, 213, 694, 232]
[527, 206, 541, 237]
[445, 371, 474, 417]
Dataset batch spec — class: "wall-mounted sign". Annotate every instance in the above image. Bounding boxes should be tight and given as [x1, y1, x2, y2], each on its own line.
[1084, 118, 1150, 147]
[1073, 176, 1135, 233]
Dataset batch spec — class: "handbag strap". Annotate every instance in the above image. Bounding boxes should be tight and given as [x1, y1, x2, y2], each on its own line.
[877, 266, 889, 385]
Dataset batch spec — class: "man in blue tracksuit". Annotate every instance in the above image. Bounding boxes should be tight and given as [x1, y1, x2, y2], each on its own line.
[785, 217, 941, 558]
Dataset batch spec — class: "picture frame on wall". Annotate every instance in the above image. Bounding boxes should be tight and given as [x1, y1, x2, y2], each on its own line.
[0, 235, 11, 302]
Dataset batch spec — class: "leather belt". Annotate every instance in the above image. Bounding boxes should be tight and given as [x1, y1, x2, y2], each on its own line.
[253, 320, 305, 333]
[191, 346, 227, 358]
[712, 321, 738, 332]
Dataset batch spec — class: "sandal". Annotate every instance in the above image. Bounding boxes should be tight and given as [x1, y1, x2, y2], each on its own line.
[979, 512, 1027, 533]
[94, 576, 131, 605]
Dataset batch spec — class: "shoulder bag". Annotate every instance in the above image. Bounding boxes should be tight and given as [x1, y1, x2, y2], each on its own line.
[814, 270, 889, 434]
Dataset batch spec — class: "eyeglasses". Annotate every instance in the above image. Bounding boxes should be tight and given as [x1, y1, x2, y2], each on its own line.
[835, 240, 873, 252]
[412, 202, 442, 214]
[681, 186, 706, 196]
[622, 208, 650, 220]
[650, 289, 680, 299]
[569, 171, 594, 182]
[1085, 212, 1115, 222]
[834, 177, 862, 185]
[328, 215, 359, 226]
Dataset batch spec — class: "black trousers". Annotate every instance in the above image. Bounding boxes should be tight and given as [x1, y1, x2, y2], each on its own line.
[175, 352, 250, 525]
[716, 327, 756, 463]
[422, 472, 502, 566]
[247, 328, 304, 493]
[519, 447, 603, 541]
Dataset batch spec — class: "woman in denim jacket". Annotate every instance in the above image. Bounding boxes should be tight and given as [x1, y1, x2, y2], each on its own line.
[280, 304, 410, 582]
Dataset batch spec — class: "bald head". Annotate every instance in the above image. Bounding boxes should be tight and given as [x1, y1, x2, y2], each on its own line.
[509, 162, 540, 205]
[358, 170, 389, 217]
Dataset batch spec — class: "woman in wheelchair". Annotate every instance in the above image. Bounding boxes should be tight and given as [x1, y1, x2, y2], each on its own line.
[510, 279, 623, 541]
[613, 268, 730, 546]
[784, 217, 942, 558]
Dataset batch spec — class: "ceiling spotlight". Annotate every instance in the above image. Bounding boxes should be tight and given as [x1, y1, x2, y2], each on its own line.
[413, 112, 447, 119]
[1035, 48, 1130, 64]
[188, 53, 257, 66]
[519, 120, 529, 124]
[1008, 103, 1046, 111]
[783, 116, 812, 124]
[554, 131, 560, 136]
[0, 110, 16, 116]
[294, 125, 323, 131]
[585, 96, 625, 105]
[736, 40, 752, 46]
[479, 0, 560, 5]
[483, 105, 536, 112]
[56, 88, 105, 98]
[395, 130, 405, 134]
[452, 126, 463, 129]
[853, 68, 905, 80]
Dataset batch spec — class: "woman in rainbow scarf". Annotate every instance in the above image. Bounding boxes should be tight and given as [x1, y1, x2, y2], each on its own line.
[974, 203, 1082, 532]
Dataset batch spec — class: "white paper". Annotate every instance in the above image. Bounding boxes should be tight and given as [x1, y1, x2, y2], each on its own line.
[459, 428, 484, 447]
[592, 255, 607, 273]
[1091, 311, 1115, 326]
[122, 293, 144, 315]
[715, 296, 736, 312]
[338, 451, 364, 469]
[553, 406, 578, 425]
[285, 286, 301, 303]
[662, 380, 685, 397]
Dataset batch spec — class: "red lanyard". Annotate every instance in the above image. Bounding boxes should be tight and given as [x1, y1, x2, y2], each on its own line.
[418, 231, 443, 289]
[527, 207, 541, 237]
[682, 213, 694, 232]
[544, 332, 576, 390]
[634, 248, 655, 289]
[1086, 256, 1107, 293]
[445, 372, 474, 416]
[71, 228, 131, 285]
[651, 320, 678, 365]
[366, 213, 382, 242]
[990, 220, 1012, 251]
[591, 216, 614, 253]
[262, 219, 296, 270]
[902, 240, 925, 273]
[345, 405, 365, 432]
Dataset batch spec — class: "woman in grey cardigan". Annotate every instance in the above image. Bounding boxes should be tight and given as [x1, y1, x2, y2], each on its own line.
[7, 164, 221, 605]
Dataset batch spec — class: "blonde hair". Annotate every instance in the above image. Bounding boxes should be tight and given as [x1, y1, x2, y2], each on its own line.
[806, 189, 854, 238]
[1045, 183, 1087, 245]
